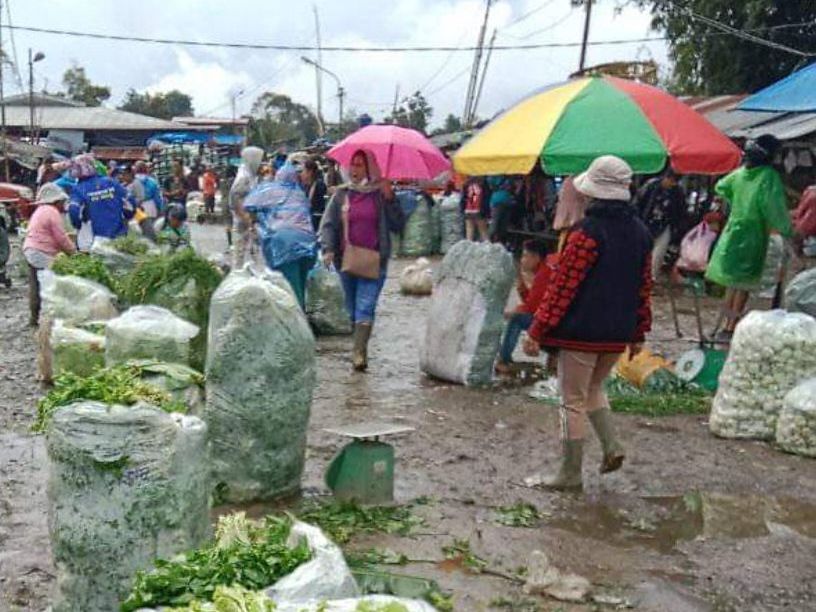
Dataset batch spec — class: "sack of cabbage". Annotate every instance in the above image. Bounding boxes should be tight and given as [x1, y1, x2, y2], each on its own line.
[710, 310, 816, 441]
[775, 378, 816, 458]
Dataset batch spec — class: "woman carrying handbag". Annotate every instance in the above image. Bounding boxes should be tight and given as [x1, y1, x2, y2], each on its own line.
[319, 149, 405, 371]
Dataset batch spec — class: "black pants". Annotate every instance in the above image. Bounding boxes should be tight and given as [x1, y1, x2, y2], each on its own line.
[28, 263, 41, 326]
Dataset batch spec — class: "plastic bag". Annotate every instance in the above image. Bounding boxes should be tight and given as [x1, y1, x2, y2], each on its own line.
[710, 310, 816, 440]
[275, 596, 437, 612]
[205, 266, 316, 503]
[401, 193, 433, 257]
[39, 270, 118, 324]
[134, 360, 206, 415]
[105, 305, 200, 367]
[305, 265, 352, 335]
[50, 319, 106, 379]
[399, 257, 433, 296]
[430, 198, 442, 254]
[47, 401, 210, 612]
[420, 241, 515, 385]
[90, 237, 140, 276]
[676, 221, 717, 272]
[775, 378, 816, 458]
[439, 193, 463, 254]
[757, 234, 786, 298]
[784, 267, 816, 318]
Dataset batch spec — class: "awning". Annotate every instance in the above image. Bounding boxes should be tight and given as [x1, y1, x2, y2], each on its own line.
[92, 146, 148, 161]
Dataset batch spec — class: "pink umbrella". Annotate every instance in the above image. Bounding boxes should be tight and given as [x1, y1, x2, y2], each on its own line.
[327, 124, 451, 181]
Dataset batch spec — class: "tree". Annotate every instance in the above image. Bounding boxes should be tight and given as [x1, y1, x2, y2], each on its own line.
[387, 91, 433, 134]
[430, 113, 463, 136]
[118, 89, 194, 119]
[633, 0, 816, 94]
[247, 92, 320, 149]
[62, 63, 110, 106]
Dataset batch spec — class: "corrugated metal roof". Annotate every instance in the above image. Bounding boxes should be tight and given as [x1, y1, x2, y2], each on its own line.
[0, 105, 187, 131]
[92, 146, 148, 160]
[174, 116, 249, 126]
[732, 112, 816, 140]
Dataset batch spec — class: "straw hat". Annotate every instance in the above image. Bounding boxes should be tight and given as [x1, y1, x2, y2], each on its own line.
[574, 155, 633, 201]
[35, 183, 69, 205]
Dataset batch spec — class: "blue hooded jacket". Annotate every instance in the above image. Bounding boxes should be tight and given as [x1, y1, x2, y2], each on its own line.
[68, 175, 135, 239]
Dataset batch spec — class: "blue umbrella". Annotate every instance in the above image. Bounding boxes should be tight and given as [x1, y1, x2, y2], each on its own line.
[738, 62, 816, 112]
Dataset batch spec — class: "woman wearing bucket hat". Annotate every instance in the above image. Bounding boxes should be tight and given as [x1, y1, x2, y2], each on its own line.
[523, 155, 653, 490]
[23, 183, 77, 325]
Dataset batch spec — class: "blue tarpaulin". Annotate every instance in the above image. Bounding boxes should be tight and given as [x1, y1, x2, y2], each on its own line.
[149, 132, 211, 145]
[738, 62, 816, 113]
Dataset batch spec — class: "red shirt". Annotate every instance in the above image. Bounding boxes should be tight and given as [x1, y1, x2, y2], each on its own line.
[464, 182, 483, 214]
[793, 186, 816, 238]
[202, 171, 218, 197]
[516, 255, 558, 314]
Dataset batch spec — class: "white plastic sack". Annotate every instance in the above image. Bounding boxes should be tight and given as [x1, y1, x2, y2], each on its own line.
[775, 378, 816, 458]
[105, 305, 200, 367]
[784, 267, 816, 318]
[710, 310, 816, 440]
[39, 270, 118, 324]
[205, 266, 316, 503]
[275, 596, 437, 612]
[401, 195, 433, 257]
[265, 521, 358, 603]
[399, 257, 433, 296]
[90, 237, 140, 275]
[420, 241, 515, 385]
[47, 402, 210, 612]
[676, 220, 717, 272]
[50, 319, 106, 379]
[439, 193, 463, 254]
[758, 234, 786, 298]
[305, 265, 352, 335]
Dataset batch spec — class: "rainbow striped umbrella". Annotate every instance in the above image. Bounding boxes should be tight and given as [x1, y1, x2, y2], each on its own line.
[454, 76, 741, 176]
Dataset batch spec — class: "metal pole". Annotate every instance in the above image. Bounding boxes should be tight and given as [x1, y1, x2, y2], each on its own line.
[470, 28, 496, 126]
[337, 86, 344, 129]
[463, 0, 491, 127]
[579, 0, 593, 72]
[0, 0, 9, 181]
[313, 5, 324, 136]
[28, 48, 34, 143]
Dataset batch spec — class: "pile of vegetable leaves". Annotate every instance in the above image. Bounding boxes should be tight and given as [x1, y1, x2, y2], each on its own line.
[605, 373, 711, 416]
[121, 513, 310, 611]
[51, 252, 120, 295]
[296, 501, 424, 544]
[110, 233, 151, 256]
[33, 363, 187, 433]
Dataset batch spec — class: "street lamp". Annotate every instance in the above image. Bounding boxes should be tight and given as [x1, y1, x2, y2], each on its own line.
[29, 49, 45, 144]
[301, 57, 344, 132]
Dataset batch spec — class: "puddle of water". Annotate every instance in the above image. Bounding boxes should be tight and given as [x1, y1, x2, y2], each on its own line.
[547, 492, 816, 554]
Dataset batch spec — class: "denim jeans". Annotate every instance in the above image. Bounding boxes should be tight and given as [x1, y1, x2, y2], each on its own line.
[499, 312, 533, 363]
[340, 268, 388, 324]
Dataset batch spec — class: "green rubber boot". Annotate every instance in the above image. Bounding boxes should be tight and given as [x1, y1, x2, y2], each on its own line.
[540, 439, 583, 491]
[352, 323, 373, 372]
[589, 408, 625, 474]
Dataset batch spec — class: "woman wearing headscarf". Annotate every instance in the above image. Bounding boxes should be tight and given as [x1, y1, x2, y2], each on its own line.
[319, 149, 405, 371]
[523, 156, 653, 491]
[67, 154, 135, 251]
[229, 146, 264, 268]
[244, 163, 317, 308]
[706, 135, 794, 340]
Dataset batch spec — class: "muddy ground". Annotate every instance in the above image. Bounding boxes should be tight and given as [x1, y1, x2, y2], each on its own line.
[1, 224, 815, 612]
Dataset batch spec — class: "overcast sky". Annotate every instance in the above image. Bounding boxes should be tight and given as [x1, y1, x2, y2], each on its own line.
[2, 0, 668, 128]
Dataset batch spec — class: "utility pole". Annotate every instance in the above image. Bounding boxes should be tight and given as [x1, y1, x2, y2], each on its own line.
[470, 28, 497, 127]
[313, 5, 325, 136]
[0, 0, 9, 181]
[578, 0, 593, 72]
[392, 83, 400, 117]
[462, 0, 491, 128]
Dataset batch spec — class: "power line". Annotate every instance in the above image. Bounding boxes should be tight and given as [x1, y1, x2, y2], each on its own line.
[427, 66, 472, 97]
[504, 0, 558, 29]
[0, 22, 668, 52]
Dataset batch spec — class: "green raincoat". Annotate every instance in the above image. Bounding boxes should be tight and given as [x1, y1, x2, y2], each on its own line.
[706, 165, 792, 287]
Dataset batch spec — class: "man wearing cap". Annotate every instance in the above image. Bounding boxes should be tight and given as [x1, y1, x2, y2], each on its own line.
[23, 183, 77, 325]
[523, 155, 653, 491]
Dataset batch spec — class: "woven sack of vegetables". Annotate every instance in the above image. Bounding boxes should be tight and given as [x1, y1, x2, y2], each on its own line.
[784, 267, 816, 318]
[47, 401, 209, 612]
[710, 310, 816, 440]
[420, 240, 514, 385]
[401, 194, 433, 257]
[430, 197, 442, 254]
[39, 270, 118, 324]
[105, 305, 200, 367]
[775, 378, 816, 458]
[304, 265, 352, 335]
[205, 266, 316, 503]
[439, 193, 463, 254]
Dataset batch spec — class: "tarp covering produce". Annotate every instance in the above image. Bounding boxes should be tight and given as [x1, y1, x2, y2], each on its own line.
[106, 305, 200, 367]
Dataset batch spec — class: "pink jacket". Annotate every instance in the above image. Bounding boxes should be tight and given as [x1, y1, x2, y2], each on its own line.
[23, 205, 75, 256]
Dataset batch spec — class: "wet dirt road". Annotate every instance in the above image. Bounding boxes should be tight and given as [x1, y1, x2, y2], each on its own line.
[1, 225, 815, 611]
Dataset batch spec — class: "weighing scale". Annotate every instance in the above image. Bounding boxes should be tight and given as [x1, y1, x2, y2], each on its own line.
[324, 422, 415, 505]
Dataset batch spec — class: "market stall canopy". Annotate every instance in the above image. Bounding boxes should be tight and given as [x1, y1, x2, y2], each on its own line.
[328, 124, 451, 181]
[454, 76, 741, 177]
[738, 62, 816, 113]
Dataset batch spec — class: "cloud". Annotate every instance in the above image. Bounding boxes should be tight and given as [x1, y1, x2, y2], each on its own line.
[145, 49, 256, 117]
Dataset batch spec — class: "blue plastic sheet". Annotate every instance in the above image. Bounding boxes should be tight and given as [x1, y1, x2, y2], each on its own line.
[244, 165, 317, 269]
[738, 62, 816, 112]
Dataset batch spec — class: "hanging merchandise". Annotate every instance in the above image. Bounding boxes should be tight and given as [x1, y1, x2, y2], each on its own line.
[676, 220, 717, 273]
[205, 267, 316, 503]
[105, 305, 200, 367]
[47, 401, 209, 612]
[420, 240, 515, 385]
[710, 310, 816, 440]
